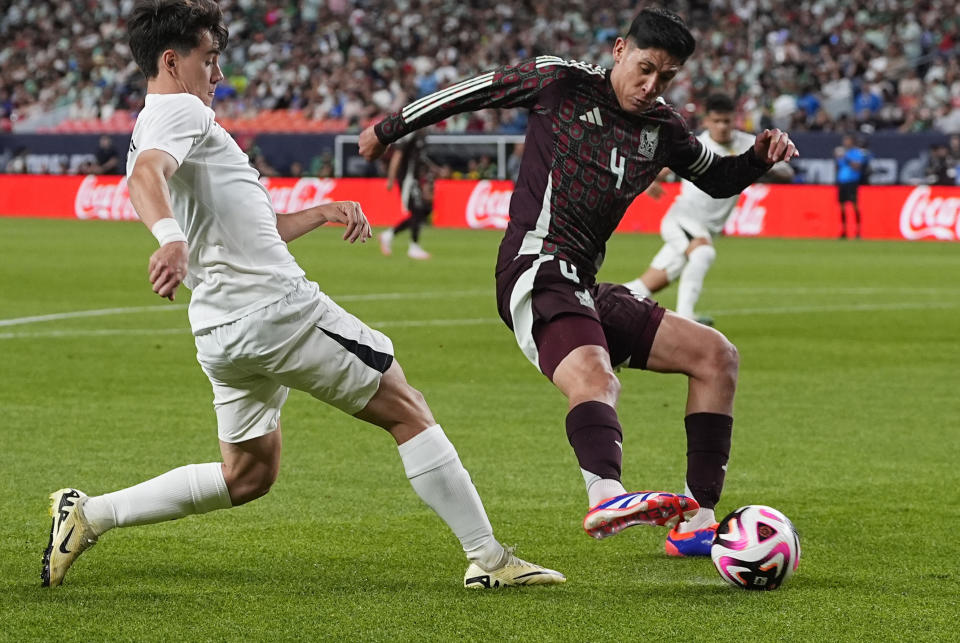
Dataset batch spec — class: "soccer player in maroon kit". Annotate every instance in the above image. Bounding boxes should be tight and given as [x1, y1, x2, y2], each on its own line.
[360, 7, 798, 557]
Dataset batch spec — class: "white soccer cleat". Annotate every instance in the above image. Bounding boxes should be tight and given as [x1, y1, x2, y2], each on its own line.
[407, 243, 431, 260]
[379, 229, 394, 256]
[463, 547, 566, 589]
[42, 488, 98, 587]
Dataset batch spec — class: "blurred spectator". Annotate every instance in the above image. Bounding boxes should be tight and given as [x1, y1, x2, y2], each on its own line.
[924, 143, 956, 185]
[310, 153, 335, 178]
[78, 135, 120, 175]
[475, 155, 497, 180]
[507, 142, 524, 183]
[4, 146, 28, 173]
[247, 144, 279, 177]
[947, 134, 960, 169]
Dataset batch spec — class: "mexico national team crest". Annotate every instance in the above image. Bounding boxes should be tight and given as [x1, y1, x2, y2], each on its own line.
[638, 125, 660, 160]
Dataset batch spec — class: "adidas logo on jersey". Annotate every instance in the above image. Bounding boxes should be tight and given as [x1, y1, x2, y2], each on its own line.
[579, 107, 603, 126]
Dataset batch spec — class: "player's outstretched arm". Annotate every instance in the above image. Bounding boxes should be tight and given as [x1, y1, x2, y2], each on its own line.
[127, 149, 187, 302]
[677, 129, 800, 199]
[277, 201, 372, 244]
[362, 57, 565, 158]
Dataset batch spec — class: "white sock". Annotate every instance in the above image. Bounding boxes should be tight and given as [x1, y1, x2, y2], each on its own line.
[398, 425, 505, 571]
[623, 278, 652, 299]
[582, 468, 627, 507]
[676, 245, 716, 318]
[677, 482, 717, 532]
[82, 463, 232, 537]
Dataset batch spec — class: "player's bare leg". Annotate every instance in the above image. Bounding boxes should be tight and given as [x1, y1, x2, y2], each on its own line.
[355, 361, 564, 588]
[646, 312, 738, 555]
[219, 429, 283, 505]
[549, 336, 698, 539]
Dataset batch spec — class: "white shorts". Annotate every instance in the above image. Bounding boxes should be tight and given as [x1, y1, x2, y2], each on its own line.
[194, 279, 394, 443]
[650, 212, 714, 279]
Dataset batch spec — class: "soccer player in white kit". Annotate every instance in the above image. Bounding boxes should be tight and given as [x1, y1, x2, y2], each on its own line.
[625, 94, 794, 324]
[42, 0, 564, 591]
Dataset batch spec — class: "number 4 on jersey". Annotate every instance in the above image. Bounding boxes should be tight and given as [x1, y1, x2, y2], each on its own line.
[610, 147, 625, 190]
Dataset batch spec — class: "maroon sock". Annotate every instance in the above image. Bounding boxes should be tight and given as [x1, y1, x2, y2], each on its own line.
[685, 412, 733, 510]
[565, 401, 623, 481]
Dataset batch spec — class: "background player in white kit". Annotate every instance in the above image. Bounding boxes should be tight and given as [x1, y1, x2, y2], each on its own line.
[42, 0, 563, 591]
[625, 94, 794, 324]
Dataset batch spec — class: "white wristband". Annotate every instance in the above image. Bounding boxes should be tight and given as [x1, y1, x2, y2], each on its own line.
[151, 218, 188, 246]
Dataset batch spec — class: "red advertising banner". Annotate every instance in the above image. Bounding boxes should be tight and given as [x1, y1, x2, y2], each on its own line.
[0, 175, 405, 226]
[2, 174, 959, 241]
[433, 179, 960, 241]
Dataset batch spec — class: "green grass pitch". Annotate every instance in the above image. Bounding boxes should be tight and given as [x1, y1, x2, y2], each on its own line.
[1, 217, 957, 641]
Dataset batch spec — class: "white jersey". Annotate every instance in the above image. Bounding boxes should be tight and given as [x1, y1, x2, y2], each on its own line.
[127, 93, 305, 334]
[667, 129, 755, 234]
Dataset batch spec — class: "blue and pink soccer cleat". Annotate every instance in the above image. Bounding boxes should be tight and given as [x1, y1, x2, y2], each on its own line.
[583, 491, 699, 539]
[664, 522, 719, 557]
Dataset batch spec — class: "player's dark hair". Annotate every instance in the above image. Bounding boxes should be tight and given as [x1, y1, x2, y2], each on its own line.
[625, 7, 695, 62]
[705, 93, 735, 114]
[128, 0, 229, 79]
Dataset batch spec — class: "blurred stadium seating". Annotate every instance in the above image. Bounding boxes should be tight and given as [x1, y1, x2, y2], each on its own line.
[2, 0, 960, 136]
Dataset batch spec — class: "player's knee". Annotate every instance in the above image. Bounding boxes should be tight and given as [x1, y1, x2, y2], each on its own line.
[688, 243, 716, 266]
[398, 382, 432, 424]
[604, 369, 622, 400]
[704, 334, 739, 389]
[228, 463, 279, 505]
[358, 369, 436, 434]
[570, 366, 621, 405]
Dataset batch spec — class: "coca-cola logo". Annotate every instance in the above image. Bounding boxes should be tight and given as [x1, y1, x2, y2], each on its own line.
[465, 180, 512, 229]
[263, 177, 337, 212]
[899, 185, 960, 240]
[74, 175, 138, 220]
[724, 184, 770, 236]
[72, 176, 339, 221]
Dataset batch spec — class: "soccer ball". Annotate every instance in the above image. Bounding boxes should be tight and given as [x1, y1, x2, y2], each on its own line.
[711, 505, 800, 591]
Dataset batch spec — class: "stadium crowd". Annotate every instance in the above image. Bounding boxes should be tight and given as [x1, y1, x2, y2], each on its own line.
[2, 0, 960, 136]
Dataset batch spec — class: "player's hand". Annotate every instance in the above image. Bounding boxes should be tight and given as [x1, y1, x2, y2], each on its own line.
[321, 201, 372, 243]
[148, 241, 188, 301]
[358, 125, 388, 161]
[644, 180, 665, 200]
[754, 129, 799, 164]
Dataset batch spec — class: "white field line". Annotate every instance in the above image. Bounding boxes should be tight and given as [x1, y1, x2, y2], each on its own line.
[0, 328, 189, 339]
[710, 301, 960, 316]
[0, 290, 491, 328]
[709, 286, 960, 295]
[3, 285, 956, 329]
[0, 300, 957, 341]
[0, 304, 189, 327]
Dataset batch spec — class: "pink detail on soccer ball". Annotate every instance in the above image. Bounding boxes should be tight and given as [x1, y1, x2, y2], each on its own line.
[762, 541, 795, 574]
[716, 556, 747, 586]
[721, 516, 751, 550]
[758, 508, 783, 521]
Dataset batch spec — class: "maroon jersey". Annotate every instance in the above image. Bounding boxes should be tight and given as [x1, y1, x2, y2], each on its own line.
[375, 56, 772, 282]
